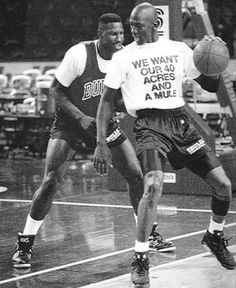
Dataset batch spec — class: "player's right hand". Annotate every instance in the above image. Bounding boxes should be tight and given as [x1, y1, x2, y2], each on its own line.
[93, 143, 112, 175]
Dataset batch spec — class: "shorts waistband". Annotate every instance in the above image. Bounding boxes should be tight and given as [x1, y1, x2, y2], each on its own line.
[136, 107, 185, 118]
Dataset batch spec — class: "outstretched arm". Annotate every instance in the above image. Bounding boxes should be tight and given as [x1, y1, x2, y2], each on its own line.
[93, 86, 118, 175]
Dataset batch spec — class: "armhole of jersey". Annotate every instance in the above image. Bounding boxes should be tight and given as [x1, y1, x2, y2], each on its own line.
[83, 41, 98, 74]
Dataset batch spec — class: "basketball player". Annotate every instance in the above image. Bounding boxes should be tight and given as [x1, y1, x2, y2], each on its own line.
[94, 3, 236, 287]
[12, 13, 173, 269]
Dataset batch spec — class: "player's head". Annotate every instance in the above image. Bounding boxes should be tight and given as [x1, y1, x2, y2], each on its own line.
[97, 13, 124, 52]
[129, 2, 158, 45]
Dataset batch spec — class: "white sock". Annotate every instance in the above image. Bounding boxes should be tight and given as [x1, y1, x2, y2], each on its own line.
[208, 216, 225, 234]
[23, 214, 44, 235]
[134, 213, 138, 226]
[135, 240, 149, 253]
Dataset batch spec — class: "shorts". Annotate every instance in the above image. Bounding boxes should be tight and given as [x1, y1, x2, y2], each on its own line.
[50, 116, 127, 153]
[134, 106, 214, 170]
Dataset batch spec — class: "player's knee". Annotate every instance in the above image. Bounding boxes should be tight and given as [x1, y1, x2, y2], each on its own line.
[42, 172, 58, 193]
[143, 182, 162, 205]
[213, 177, 232, 202]
[143, 172, 163, 202]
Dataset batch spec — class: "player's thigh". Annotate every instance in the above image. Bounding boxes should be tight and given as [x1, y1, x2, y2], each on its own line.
[45, 138, 75, 179]
[138, 149, 166, 176]
[110, 139, 142, 179]
[186, 150, 221, 179]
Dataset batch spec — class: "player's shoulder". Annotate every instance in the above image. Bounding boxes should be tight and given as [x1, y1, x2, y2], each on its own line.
[161, 38, 186, 47]
[115, 42, 136, 56]
[162, 38, 192, 53]
[65, 40, 96, 56]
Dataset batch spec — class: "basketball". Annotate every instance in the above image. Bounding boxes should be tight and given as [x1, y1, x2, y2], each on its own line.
[193, 39, 230, 76]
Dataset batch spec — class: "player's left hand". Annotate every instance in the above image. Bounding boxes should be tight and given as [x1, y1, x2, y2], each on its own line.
[93, 143, 112, 175]
[203, 35, 226, 45]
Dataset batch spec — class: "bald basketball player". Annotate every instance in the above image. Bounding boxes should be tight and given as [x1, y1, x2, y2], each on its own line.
[94, 3, 235, 287]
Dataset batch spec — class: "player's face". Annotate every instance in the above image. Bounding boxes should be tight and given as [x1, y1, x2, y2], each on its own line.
[100, 23, 124, 52]
[129, 11, 154, 45]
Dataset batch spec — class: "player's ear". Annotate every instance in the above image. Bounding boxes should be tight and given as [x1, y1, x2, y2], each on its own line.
[153, 19, 158, 29]
[97, 29, 102, 38]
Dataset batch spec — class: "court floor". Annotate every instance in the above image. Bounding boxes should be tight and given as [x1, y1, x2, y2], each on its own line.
[0, 159, 235, 288]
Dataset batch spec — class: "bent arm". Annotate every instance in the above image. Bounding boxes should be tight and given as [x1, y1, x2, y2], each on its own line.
[50, 78, 86, 122]
[194, 74, 220, 93]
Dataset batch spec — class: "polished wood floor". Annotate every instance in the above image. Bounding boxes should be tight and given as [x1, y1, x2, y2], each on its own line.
[0, 159, 235, 288]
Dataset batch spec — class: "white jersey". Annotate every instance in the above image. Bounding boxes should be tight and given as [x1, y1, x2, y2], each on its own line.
[104, 37, 201, 117]
[55, 40, 110, 87]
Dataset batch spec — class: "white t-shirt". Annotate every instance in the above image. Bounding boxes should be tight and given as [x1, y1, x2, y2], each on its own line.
[104, 38, 201, 117]
[55, 40, 110, 87]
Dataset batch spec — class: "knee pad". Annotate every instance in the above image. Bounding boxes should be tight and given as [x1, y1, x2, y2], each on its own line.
[212, 179, 232, 202]
[211, 196, 230, 216]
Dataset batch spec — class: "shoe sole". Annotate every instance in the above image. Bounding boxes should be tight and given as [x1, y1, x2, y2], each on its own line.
[149, 246, 176, 253]
[202, 242, 235, 270]
[133, 284, 150, 288]
[13, 263, 31, 268]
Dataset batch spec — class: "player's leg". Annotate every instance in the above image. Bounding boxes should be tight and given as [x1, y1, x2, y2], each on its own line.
[187, 151, 236, 269]
[131, 149, 165, 287]
[110, 138, 143, 215]
[12, 138, 74, 268]
[110, 138, 175, 252]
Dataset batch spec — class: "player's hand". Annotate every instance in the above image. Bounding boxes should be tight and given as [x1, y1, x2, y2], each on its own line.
[80, 115, 97, 137]
[203, 35, 226, 45]
[93, 143, 112, 175]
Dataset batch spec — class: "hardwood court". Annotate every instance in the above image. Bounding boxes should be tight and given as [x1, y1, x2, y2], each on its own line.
[0, 159, 235, 288]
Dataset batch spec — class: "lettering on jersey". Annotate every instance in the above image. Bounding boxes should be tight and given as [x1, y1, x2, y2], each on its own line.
[82, 79, 104, 101]
[186, 139, 206, 155]
[131, 55, 179, 101]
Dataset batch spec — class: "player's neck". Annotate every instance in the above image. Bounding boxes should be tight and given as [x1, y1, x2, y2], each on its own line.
[97, 41, 113, 60]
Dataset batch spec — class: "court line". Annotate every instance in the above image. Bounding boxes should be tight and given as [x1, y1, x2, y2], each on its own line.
[0, 222, 235, 285]
[80, 245, 236, 287]
[0, 198, 236, 214]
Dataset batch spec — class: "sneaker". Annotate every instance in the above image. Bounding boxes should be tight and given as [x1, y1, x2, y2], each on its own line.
[149, 224, 176, 252]
[131, 252, 150, 288]
[202, 230, 236, 270]
[12, 233, 35, 268]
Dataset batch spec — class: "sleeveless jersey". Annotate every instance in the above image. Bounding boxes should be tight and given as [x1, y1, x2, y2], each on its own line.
[55, 41, 105, 123]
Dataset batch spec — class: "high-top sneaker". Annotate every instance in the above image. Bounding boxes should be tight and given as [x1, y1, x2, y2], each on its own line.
[202, 230, 236, 269]
[131, 251, 150, 288]
[12, 233, 35, 268]
[149, 224, 176, 252]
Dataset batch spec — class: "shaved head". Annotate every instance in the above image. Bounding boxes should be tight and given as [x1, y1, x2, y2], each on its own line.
[129, 2, 159, 45]
[131, 2, 158, 25]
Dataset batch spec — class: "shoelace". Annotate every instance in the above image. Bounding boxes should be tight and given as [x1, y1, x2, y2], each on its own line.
[132, 257, 149, 274]
[217, 233, 233, 253]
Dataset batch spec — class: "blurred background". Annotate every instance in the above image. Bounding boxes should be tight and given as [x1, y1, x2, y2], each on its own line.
[0, 0, 235, 160]
[0, 0, 235, 61]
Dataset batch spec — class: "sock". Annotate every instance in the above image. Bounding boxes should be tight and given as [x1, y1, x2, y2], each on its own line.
[134, 213, 138, 226]
[135, 240, 149, 253]
[208, 216, 225, 234]
[23, 214, 44, 235]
